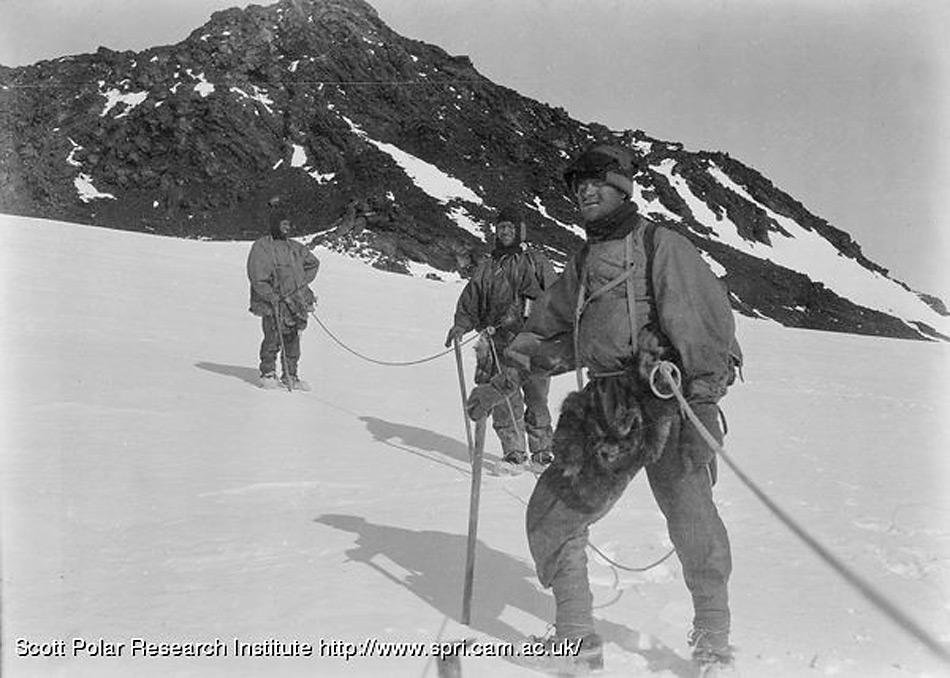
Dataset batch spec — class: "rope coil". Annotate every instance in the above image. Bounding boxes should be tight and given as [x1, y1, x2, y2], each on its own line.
[649, 361, 680, 400]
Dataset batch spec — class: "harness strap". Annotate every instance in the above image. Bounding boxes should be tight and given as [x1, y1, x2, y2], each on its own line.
[573, 230, 639, 389]
[588, 369, 626, 379]
[573, 257, 590, 390]
[575, 251, 636, 319]
[624, 230, 639, 354]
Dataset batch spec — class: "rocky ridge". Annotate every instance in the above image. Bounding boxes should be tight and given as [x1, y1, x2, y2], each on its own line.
[0, 0, 945, 340]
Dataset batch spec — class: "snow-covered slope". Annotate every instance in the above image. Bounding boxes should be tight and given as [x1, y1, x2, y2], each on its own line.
[1, 215, 948, 677]
[652, 158, 950, 338]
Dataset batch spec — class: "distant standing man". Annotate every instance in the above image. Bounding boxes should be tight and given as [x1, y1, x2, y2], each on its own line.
[247, 208, 320, 390]
[467, 144, 740, 673]
[445, 207, 557, 466]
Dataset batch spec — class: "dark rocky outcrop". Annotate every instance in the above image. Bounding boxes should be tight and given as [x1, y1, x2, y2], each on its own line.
[0, 0, 944, 339]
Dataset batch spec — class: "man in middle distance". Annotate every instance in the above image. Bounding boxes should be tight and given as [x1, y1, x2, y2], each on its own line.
[445, 207, 557, 468]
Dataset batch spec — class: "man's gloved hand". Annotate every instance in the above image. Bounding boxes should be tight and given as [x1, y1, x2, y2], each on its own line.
[466, 368, 519, 420]
[507, 332, 575, 377]
[466, 383, 505, 420]
[679, 403, 722, 473]
[444, 325, 466, 348]
[507, 332, 538, 352]
[504, 333, 536, 372]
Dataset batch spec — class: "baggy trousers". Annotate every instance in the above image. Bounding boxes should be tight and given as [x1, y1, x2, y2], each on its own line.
[525, 417, 732, 638]
[492, 374, 554, 456]
[259, 314, 301, 377]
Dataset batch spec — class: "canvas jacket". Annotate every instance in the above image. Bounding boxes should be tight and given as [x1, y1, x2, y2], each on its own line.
[246, 235, 320, 320]
[452, 247, 556, 342]
[521, 213, 736, 403]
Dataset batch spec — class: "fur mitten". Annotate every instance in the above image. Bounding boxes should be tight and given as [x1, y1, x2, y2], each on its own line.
[547, 325, 681, 513]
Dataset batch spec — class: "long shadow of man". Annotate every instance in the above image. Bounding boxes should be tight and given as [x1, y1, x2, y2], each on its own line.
[195, 361, 261, 387]
[360, 415, 473, 465]
[315, 513, 693, 676]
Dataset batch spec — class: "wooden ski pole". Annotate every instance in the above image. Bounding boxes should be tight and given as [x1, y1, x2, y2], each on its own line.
[270, 237, 294, 392]
[461, 416, 487, 626]
[452, 337, 475, 462]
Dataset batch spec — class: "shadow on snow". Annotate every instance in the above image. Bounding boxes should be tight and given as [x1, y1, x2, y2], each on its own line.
[314, 513, 693, 676]
[195, 361, 261, 387]
[360, 415, 475, 466]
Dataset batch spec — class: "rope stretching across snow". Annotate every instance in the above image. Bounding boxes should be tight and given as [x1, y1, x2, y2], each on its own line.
[311, 312, 680, 575]
[306, 309, 950, 662]
[309, 309, 477, 366]
[657, 362, 950, 668]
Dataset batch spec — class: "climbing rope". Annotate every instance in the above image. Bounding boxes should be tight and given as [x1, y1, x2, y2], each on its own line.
[310, 309, 478, 366]
[302, 301, 950, 664]
[656, 361, 950, 667]
[587, 541, 676, 574]
[305, 312, 688, 595]
[498, 462, 676, 578]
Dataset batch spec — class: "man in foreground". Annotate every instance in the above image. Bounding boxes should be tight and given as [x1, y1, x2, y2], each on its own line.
[469, 144, 740, 673]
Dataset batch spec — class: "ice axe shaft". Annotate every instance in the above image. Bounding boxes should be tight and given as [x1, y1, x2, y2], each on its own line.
[452, 337, 475, 461]
[461, 417, 487, 625]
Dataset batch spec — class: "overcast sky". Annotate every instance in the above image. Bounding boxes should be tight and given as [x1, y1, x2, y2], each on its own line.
[1, 0, 948, 300]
